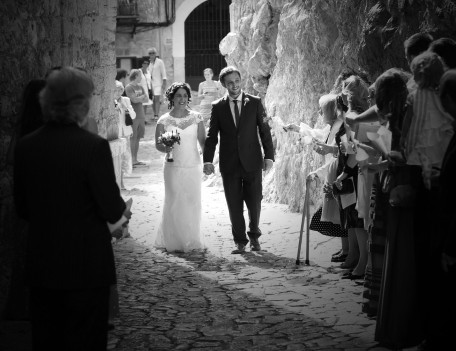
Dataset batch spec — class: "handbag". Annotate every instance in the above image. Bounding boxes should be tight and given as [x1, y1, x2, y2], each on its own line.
[124, 110, 133, 126]
[389, 184, 416, 207]
[332, 177, 354, 196]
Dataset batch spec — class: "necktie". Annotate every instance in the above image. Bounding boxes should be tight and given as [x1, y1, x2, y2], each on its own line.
[233, 99, 240, 127]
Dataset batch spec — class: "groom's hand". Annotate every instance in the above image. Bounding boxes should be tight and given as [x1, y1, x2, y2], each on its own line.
[203, 163, 215, 175]
[263, 159, 273, 172]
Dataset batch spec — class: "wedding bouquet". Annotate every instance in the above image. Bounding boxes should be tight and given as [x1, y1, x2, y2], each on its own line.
[158, 130, 181, 162]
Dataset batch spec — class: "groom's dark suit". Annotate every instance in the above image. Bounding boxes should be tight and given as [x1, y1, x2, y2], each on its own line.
[203, 92, 274, 245]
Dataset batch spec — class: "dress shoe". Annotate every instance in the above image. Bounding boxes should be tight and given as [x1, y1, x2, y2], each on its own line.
[331, 249, 343, 257]
[231, 244, 246, 254]
[341, 272, 364, 280]
[339, 261, 358, 269]
[250, 238, 261, 251]
[331, 254, 348, 262]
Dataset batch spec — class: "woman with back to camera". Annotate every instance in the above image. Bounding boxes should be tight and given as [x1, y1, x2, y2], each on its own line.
[154, 82, 207, 252]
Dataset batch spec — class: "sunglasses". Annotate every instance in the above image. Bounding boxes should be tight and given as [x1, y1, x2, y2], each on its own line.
[148, 52, 157, 55]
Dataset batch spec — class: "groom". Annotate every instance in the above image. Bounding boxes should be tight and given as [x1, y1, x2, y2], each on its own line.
[203, 66, 274, 254]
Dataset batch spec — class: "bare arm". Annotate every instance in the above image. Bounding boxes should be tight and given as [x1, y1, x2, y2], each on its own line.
[125, 85, 148, 104]
[197, 121, 206, 152]
[198, 82, 204, 98]
[357, 142, 379, 156]
[346, 105, 379, 126]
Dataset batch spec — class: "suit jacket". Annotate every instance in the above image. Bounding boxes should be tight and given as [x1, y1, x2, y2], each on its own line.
[14, 122, 126, 289]
[203, 92, 274, 173]
[440, 133, 456, 257]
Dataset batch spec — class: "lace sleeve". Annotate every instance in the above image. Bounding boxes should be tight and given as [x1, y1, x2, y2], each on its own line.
[157, 114, 168, 126]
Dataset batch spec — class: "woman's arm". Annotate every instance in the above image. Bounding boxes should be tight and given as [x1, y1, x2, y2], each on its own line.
[313, 140, 338, 156]
[198, 82, 204, 98]
[125, 85, 148, 104]
[197, 121, 207, 152]
[345, 105, 379, 126]
[357, 142, 379, 156]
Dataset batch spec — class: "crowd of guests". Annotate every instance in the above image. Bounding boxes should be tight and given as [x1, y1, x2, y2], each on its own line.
[287, 33, 456, 349]
[6, 31, 456, 350]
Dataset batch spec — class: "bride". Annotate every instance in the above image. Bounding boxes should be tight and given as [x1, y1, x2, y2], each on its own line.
[154, 82, 206, 252]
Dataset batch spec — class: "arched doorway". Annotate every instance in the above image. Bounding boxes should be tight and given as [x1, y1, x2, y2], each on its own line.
[184, 0, 230, 90]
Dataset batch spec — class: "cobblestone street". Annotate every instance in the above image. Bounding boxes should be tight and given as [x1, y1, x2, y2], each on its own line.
[109, 238, 370, 351]
[0, 106, 418, 351]
[106, 112, 392, 351]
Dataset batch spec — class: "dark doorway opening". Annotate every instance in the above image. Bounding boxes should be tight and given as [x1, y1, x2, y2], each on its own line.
[184, 0, 230, 91]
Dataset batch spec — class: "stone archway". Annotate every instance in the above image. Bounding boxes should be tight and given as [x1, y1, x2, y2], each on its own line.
[172, 0, 207, 83]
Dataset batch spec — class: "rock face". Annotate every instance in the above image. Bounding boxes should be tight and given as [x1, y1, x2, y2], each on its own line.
[223, 0, 456, 212]
[0, 0, 116, 318]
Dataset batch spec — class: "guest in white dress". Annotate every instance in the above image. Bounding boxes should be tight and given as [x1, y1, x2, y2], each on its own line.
[197, 68, 223, 125]
[154, 82, 207, 252]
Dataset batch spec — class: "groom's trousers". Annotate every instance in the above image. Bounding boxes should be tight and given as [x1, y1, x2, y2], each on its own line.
[221, 167, 263, 245]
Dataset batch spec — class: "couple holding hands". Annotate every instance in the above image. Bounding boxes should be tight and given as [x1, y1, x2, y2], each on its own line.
[154, 66, 275, 254]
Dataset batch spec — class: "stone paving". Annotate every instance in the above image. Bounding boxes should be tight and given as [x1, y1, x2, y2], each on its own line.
[108, 238, 372, 351]
[0, 105, 419, 350]
[106, 113, 414, 351]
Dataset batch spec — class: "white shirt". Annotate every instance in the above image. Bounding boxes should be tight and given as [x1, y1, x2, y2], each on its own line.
[147, 57, 167, 88]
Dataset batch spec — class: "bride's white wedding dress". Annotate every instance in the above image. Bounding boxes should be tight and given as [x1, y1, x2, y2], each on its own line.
[155, 110, 205, 252]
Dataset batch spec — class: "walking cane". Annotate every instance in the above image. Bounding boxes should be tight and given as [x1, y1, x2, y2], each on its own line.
[296, 177, 311, 265]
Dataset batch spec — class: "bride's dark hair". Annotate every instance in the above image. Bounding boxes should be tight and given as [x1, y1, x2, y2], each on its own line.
[165, 82, 192, 109]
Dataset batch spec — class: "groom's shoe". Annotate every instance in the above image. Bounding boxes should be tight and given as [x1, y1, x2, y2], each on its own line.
[231, 244, 246, 254]
[250, 238, 261, 251]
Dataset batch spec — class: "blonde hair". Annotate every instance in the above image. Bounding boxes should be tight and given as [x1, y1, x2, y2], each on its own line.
[40, 67, 94, 124]
[115, 80, 124, 92]
[318, 94, 338, 122]
[342, 75, 369, 113]
[129, 69, 141, 81]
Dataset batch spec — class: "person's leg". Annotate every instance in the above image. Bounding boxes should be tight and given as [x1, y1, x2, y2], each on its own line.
[120, 171, 125, 190]
[135, 120, 145, 164]
[341, 236, 349, 254]
[65, 286, 110, 351]
[153, 95, 161, 118]
[131, 120, 139, 164]
[30, 287, 65, 351]
[352, 228, 368, 276]
[242, 168, 263, 246]
[221, 172, 248, 247]
[342, 228, 359, 269]
[130, 135, 138, 164]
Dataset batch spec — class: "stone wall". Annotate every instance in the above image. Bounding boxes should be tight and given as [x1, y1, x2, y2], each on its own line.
[0, 0, 117, 318]
[115, 0, 182, 85]
[223, 0, 456, 212]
